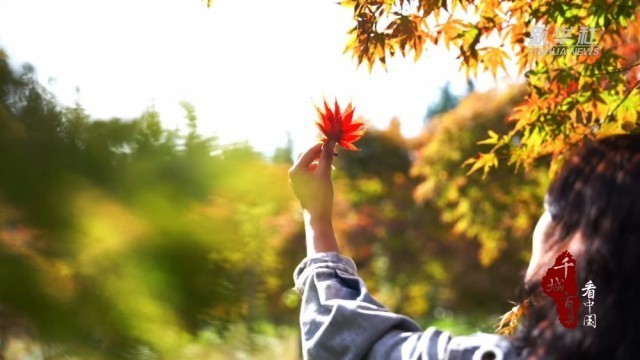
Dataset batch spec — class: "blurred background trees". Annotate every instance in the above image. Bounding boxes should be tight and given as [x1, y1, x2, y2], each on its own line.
[0, 50, 549, 358]
[0, 57, 301, 358]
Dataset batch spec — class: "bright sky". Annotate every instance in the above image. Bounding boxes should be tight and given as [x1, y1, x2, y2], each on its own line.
[0, 0, 506, 155]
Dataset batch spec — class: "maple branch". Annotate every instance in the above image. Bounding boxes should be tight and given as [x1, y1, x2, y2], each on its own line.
[581, 79, 640, 139]
[593, 61, 640, 76]
[571, 57, 640, 83]
[606, 79, 640, 121]
[574, 23, 640, 78]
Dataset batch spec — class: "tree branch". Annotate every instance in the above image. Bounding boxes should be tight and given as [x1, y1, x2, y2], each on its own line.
[593, 61, 640, 76]
[606, 79, 640, 120]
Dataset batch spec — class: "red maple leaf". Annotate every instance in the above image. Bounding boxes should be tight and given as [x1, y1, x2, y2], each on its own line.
[314, 99, 366, 151]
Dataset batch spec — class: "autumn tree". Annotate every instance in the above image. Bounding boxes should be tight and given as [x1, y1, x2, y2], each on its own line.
[341, 0, 640, 173]
[412, 85, 549, 266]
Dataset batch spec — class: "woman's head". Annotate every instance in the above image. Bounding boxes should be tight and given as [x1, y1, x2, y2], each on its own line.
[515, 134, 640, 359]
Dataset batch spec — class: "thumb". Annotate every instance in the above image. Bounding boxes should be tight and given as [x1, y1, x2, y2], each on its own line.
[317, 141, 336, 178]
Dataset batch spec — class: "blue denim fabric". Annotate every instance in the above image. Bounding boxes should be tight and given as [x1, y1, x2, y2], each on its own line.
[294, 252, 517, 360]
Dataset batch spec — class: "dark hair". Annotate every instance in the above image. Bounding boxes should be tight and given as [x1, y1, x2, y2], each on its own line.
[513, 134, 640, 359]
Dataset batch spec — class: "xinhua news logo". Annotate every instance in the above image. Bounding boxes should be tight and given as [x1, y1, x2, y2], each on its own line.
[526, 25, 601, 56]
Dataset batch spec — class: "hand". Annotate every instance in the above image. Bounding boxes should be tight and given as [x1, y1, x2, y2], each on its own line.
[288, 141, 338, 255]
[288, 141, 336, 224]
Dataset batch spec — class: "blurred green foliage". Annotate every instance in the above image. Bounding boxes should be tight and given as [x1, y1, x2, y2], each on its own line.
[0, 56, 302, 359]
[0, 51, 547, 358]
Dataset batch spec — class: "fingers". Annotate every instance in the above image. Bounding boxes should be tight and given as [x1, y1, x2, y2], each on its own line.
[317, 141, 336, 178]
[291, 143, 323, 173]
[290, 141, 337, 181]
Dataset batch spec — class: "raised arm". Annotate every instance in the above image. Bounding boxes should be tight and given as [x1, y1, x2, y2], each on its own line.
[288, 142, 512, 360]
[288, 142, 445, 359]
[288, 141, 339, 256]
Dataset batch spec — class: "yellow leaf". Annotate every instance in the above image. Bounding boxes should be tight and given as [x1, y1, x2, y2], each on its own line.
[478, 130, 500, 145]
[464, 153, 498, 177]
[339, 0, 357, 7]
[483, 47, 510, 78]
[440, 19, 469, 49]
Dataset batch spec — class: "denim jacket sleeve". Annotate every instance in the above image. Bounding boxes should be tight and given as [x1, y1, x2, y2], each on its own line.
[293, 252, 517, 360]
